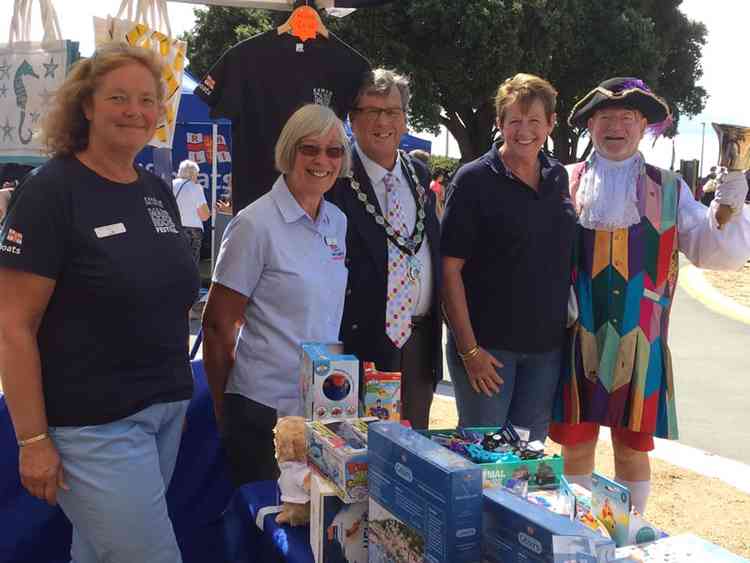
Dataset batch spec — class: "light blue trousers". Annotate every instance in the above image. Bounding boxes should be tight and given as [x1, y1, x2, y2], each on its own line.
[49, 400, 189, 563]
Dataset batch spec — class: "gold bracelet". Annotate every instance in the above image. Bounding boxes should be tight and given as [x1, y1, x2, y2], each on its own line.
[458, 345, 481, 361]
[18, 432, 49, 447]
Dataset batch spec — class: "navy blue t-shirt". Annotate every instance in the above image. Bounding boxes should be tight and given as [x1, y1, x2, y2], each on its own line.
[441, 143, 576, 353]
[0, 157, 199, 426]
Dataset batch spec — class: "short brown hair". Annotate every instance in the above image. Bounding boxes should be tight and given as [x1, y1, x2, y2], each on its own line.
[40, 42, 165, 157]
[354, 68, 411, 111]
[495, 73, 557, 126]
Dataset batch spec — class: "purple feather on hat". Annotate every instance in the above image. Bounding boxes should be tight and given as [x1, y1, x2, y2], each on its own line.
[615, 78, 672, 144]
[614, 79, 651, 93]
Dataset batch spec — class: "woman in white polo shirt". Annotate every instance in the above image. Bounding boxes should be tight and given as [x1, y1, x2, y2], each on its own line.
[202, 104, 350, 484]
[172, 159, 210, 264]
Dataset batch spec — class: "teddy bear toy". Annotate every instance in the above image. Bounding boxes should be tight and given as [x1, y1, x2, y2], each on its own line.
[274, 416, 311, 526]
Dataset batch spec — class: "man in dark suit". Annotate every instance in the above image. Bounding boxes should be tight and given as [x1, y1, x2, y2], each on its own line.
[327, 69, 441, 429]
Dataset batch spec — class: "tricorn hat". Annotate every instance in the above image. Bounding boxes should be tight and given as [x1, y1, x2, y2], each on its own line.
[568, 77, 671, 129]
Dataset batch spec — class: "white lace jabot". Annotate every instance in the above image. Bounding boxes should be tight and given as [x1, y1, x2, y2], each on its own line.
[577, 152, 643, 231]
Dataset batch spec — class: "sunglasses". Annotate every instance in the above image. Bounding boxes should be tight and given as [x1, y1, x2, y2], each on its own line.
[296, 144, 346, 159]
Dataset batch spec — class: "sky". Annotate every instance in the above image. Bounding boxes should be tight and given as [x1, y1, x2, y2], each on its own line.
[2, 0, 748, 173]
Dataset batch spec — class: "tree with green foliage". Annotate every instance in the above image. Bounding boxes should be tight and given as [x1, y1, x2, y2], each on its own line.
[181, 1, 707, 164]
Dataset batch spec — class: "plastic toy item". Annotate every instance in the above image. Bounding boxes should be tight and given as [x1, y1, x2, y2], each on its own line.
[363, 362, 401, 421]
[466, 443, 517, 464]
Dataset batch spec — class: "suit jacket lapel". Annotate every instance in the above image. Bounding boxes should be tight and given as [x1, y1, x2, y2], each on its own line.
[349, 151, 388, 278]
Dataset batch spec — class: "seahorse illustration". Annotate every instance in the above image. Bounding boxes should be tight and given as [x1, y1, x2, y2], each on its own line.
[14, 60, 40, 145]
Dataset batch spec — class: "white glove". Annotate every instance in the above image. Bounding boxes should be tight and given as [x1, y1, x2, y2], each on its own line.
[714, 170, 749, 215]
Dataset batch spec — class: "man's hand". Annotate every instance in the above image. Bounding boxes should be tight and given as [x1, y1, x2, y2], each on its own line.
[463, 348, 504, 397]
[19, 438, 69, 505]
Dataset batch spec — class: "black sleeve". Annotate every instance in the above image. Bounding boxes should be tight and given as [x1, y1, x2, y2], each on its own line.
[193, 44, 243, 120]
[440, 169, 480, 260]
[0, 169, 70, 280]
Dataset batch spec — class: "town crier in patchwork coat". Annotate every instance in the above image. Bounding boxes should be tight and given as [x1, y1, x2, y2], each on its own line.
[549, 77, 750, 514]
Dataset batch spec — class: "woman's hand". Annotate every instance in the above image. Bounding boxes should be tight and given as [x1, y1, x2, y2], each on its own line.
[19, 438, 69, 505]
[463, 348, 504, 397]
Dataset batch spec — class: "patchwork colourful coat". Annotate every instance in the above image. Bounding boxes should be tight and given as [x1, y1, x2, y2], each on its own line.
[555, 159, 681, 439]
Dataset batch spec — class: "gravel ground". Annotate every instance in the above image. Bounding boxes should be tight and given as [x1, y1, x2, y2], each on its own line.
[703, 262, 750, 308]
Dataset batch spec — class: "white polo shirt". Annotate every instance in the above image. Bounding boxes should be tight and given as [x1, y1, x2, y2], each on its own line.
[213, 175, 348, 416]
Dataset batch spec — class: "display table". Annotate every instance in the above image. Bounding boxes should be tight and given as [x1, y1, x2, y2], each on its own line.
[226, 480, 314, 563]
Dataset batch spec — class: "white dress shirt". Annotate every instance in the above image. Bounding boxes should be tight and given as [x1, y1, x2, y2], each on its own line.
[356, 145, 434, 316]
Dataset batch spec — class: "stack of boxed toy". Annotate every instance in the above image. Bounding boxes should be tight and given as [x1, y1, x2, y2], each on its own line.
[367, 421, 484, 562]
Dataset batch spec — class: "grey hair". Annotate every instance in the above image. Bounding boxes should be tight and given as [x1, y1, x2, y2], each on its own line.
[275, 104, 351, 177]
[355, 68, 411, 111]
[177, 159, 200, 179]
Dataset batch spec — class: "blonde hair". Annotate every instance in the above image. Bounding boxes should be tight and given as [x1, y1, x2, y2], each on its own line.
[275, 104, 351, 177]
[495, 73, 557, 126]
[177, 159, 200, 180]
[40, 42, 165, 157]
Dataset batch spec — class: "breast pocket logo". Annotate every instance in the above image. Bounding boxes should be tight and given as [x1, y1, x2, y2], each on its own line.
[144, 197, 178, 234]
[325, 237, 345, 261]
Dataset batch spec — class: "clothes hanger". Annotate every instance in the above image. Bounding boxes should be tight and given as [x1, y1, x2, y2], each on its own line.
[277, 0, 329, 41]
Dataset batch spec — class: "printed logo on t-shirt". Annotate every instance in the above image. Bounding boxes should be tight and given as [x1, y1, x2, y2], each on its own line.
[0, 228, 23, 255]
[144, 197, 178, 234]
[325, 236, 344, 261]
[197, 74, 215, 96]
[313, 87, 333, 107]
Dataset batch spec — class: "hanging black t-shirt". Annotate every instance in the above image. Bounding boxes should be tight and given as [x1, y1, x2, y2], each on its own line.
[195, 30, 370, 213]
[0, 157, 199, 426]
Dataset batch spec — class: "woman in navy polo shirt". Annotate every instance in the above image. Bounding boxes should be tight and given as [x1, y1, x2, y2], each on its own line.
[202, 104, 350, 485]
[441, 73, 576, 441]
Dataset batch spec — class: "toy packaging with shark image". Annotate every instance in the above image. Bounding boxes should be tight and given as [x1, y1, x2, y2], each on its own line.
[310, 473, 368, 563]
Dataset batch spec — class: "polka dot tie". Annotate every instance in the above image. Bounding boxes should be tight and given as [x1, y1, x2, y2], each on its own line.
[384, 172, 413, 349]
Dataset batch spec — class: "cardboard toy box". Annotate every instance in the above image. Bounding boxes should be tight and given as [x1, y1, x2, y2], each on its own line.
[367, 422, 483, 563]
[310, 473, 368, 563]
[363, 362, 401, 421]
[482, 486, 616, 563]
[306, 418, 369, 503]
[615, 533, 750, 562]
[300, 342, 359, 421]
[420, 427, 564, 490]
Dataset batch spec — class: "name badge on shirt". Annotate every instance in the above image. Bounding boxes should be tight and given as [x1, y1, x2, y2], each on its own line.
[325, 236, 344, 260]
[94, 223, 127, 239]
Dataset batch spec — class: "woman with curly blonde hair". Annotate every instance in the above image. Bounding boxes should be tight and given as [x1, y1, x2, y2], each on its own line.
[0, 41, 197, 563]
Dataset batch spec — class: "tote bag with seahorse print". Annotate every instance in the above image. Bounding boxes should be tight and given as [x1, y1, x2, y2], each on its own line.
[0, 39, 80, 163]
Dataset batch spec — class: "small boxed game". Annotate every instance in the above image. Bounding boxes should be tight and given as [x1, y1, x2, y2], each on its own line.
[310, 473, 368, 563]
[482, 486, 616, 563]
[368, 422, 483, 563]
[300, 342, 359, 420]
[591, 473, 630, 547]
[306, 418, 369, 503]
[363, 361, 401, 422]
[615, 533, 750, 562]
[420, 426, 563, 490]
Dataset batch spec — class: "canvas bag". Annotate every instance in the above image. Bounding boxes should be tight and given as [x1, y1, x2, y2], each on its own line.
[93, 0, 186, 149]
[0, 0, 79, 163]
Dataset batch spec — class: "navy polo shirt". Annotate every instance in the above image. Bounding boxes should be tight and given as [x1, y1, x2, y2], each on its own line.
[441, 143, 576, 353]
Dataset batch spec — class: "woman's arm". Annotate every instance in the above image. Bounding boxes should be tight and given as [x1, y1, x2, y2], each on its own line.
[441, 257, 503, 396]
[201, 282, 249, 427]
[0, 267, 68, 505]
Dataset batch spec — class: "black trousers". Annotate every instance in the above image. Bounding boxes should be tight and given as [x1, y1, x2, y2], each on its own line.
[221, 393, 279, 486]
[399, 315, 436, 430]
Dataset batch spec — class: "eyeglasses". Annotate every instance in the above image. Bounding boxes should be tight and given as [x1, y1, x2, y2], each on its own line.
[296, 144, 346, 159]
[352, 107, 405, 121]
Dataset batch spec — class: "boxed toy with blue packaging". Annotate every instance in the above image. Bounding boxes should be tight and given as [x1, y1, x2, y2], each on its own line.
[367, 422, 483, 563]
[306, 418, 369, 503]
[300, 342, 359, 420]
[310, 473, 368, 563]
[482, 486, 616, 563]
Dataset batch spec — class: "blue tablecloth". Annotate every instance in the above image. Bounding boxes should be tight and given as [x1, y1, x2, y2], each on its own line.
[224, 481, 314, 563]
[0, 360, 235, 563]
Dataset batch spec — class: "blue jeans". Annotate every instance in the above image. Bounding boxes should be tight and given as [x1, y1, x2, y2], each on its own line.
[447, 335, 561, 441]
[49, 400, 189, 563]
